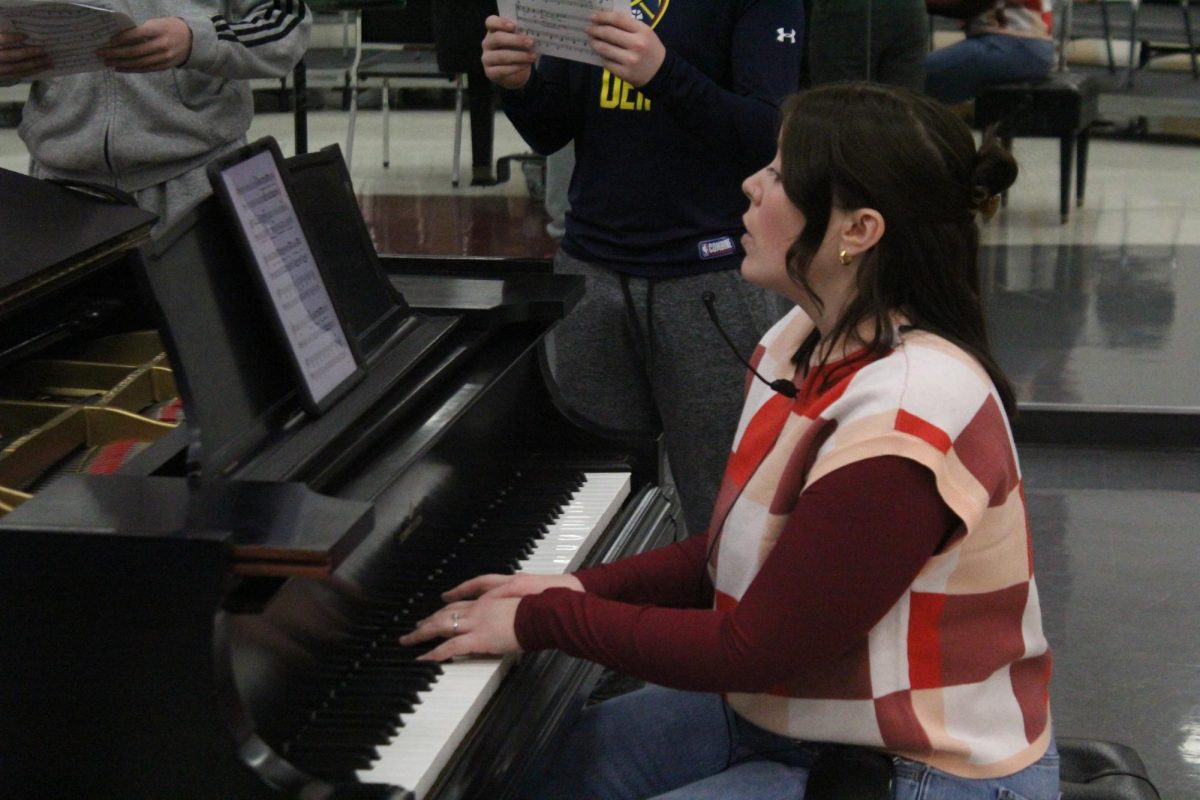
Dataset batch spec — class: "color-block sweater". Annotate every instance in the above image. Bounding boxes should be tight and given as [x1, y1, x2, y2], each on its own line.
[517, 307, 1052, 778]
[712, 308, 1051, 778]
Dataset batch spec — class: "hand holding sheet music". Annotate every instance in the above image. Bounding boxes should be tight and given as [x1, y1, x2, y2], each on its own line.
[496, 0, 630, 68]
[0, 2, 135, 79]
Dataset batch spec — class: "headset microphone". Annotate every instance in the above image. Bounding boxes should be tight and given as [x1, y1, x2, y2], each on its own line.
[701, 292, 797, 399]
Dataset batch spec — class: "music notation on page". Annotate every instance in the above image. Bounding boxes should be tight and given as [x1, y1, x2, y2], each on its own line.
[0, 2, 136, 79]
[497, 0, 630, 67]
[217, 149, 358, 407]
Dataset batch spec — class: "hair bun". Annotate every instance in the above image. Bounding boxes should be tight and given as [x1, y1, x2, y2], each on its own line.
[971, 133, 1019, 218]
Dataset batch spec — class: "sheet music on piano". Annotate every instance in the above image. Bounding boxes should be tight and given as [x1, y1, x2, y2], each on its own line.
[497, 0, 630, 67]
[208, 138, 365, 416]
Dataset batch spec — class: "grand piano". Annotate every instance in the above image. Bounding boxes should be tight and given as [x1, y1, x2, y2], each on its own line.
[0, 151, 680, 798]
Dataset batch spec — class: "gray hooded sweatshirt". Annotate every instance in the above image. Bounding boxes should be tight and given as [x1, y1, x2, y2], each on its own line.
[16, 0, 310, 192]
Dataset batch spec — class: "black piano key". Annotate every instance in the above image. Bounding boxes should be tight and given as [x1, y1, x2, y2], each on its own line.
[326, 644, 443, 663]
[301, 677, 425, 701]
[284, 756, 367, 777]
[328, 641, 444, 659]
[332, 687, 422, 706]
[342, 663, 439, 681]
[319, 695, 415, 714]
[292, 722, 399, 742]
[284, 747, 378, 770]
[307, 679, 434, 705]
[486, 498, 568, 515]
[420, 524, 547, 540]
[477, 510, 557, 526]
[323, 664, 441, 682]
[288, 724, 394, 746]
[287, 740, 379, 754]
[295, 716, 398, 732]
[302, 708, 401, 724]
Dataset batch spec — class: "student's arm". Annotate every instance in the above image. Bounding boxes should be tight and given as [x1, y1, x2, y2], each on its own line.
[441, 533, 715, 610]
[177, 0, 312, 79]
[402, 516, 717, 661]
[495, 57, 581, 155]
[513, 456, 958, 692]
[573, 532, 715, 607]
[482, 14, 580, 154]
[98, 16, 197, 73]
[633, 0, 804, 177]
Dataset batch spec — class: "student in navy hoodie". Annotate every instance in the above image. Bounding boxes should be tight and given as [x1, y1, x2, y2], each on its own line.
[483, 0, 804, 536]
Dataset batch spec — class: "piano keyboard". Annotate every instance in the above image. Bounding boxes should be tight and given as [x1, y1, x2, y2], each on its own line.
[280, 469, 631, 797]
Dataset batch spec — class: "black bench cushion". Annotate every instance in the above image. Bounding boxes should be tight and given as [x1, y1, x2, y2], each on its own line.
[976, 73, 1100, 135]
[1059, 737, 1161, 800]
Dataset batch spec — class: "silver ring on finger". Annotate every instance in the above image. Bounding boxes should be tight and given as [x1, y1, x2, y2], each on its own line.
[451, 610, 460, 636]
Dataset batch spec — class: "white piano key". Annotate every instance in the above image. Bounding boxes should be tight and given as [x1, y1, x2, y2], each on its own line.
[357, 471, 631, 797]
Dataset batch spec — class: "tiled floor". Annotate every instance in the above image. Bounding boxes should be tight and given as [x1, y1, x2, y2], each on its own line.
[984, 244, 1200, 412]
[3, 94, 1199, 798]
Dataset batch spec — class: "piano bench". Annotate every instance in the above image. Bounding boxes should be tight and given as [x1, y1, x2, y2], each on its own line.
[1059, 737, 1161, 800]
[975, 72, 1100, 224]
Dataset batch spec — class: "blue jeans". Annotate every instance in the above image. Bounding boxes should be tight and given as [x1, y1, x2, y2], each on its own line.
[526, 685, 1060, 800]
[925, 34, 1056, 105]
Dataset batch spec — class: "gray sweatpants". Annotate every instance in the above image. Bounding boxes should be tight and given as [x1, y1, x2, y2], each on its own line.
[545, 250, 789, 535]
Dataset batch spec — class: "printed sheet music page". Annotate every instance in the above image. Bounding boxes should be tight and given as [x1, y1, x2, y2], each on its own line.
[218, 149, 358, 407]
[497, 0, 630, 67]
[0, 2, 135, 79]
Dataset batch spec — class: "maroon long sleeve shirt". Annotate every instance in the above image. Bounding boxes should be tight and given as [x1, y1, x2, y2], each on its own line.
[514, 456, 960, 693]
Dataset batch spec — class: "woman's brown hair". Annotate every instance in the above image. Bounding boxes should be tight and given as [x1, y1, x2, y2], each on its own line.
[778, 82, 1018, 417]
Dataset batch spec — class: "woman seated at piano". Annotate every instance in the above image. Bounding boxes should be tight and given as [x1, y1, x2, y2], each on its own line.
[401, 83, 1058, 800]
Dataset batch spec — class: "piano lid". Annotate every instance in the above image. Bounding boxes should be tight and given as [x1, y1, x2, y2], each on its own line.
[0, 168, 155, 320]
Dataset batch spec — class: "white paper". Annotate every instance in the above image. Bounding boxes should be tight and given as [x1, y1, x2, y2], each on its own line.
[217, 150, 358, 408]
[0, 2, 135, 79]
[497, 0, 630, 67]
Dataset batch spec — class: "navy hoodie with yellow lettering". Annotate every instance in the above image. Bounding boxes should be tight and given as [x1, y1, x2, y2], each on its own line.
[500, 0, 804, 278]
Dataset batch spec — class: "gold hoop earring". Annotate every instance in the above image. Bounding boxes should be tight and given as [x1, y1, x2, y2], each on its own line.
[839, 249, 853, 266]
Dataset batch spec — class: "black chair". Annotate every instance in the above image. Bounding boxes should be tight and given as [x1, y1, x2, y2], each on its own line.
[573, 665, 1163, 800]
[344, 3, 465, 183]
[974, 72, 1100, 224]
[800, 737, 1161, 800]
[1059, 737, 1161, 800]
